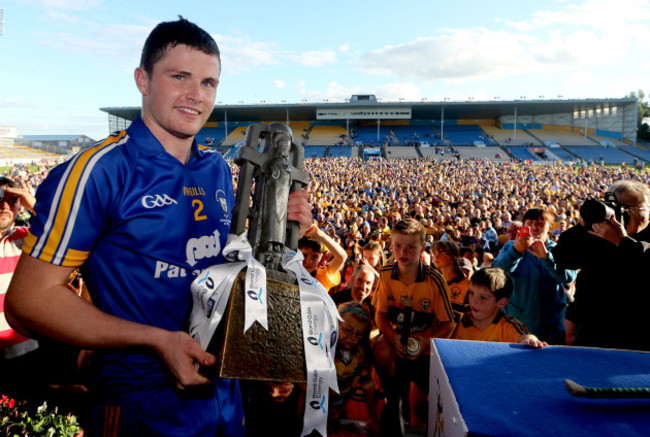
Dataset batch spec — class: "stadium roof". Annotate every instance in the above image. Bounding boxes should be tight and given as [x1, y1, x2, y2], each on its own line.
[101, 96, 636, 124]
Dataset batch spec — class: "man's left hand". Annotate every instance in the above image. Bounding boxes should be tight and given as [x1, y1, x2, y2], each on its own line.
[590, 216, 626, 245]
[287, 189, 312, 236]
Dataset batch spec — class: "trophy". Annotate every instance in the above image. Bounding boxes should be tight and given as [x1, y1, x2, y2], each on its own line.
[204, 122, 310, 382]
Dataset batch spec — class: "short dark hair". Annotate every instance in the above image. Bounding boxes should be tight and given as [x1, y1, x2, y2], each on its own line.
[522, 208, 554, 227]
[140, 17, 220, 75]
[298, 236, 323, 253]
[470, 267, 514, 301]
[0, 177, 17, 188]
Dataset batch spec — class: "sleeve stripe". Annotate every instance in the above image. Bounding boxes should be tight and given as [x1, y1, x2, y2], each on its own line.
[31, 133, 128, 264]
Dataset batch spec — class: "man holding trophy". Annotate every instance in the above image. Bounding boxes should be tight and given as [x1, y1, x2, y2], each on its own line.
[4, 17, 315, 437]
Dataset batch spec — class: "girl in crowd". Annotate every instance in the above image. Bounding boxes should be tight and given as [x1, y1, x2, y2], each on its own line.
[430, 240, 470, 323]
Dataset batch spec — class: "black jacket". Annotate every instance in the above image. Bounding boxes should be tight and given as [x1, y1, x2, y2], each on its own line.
[553, 224, 650, 350]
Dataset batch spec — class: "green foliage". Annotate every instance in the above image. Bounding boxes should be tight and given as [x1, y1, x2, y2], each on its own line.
[1, 395, 83, 437]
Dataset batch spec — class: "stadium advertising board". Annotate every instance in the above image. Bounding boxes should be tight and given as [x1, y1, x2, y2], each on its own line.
[316, 107, 411, 120]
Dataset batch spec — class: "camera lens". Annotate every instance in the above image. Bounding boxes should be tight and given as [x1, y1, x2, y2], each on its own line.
[580, 199, 614, 227]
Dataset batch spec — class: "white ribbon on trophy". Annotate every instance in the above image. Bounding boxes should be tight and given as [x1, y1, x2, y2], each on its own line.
[282, 248, 341, 437]
[189, 233, 268, 349]
[189, 235, 341, 437]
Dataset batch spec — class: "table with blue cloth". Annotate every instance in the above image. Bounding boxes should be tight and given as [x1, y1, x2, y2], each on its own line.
[429, 339, 650, 437]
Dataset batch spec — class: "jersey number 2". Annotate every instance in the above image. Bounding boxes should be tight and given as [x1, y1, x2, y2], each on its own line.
[192, 199, 207, 221]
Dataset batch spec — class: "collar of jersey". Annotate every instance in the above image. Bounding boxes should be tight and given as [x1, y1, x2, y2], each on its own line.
[462, 309, 505, 328]
[390, 260, 426, 282]
[128, 117, 202, 161]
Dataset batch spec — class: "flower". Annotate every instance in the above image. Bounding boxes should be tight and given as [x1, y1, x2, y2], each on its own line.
[0, 394, 83, 437]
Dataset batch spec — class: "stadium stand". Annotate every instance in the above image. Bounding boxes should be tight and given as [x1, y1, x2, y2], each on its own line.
[391, 125, 442, 146]
[527, 129, 598, 146]
[0, 143, 61, 162]
[452, 146, 508, 161]
[440, 125, 495, 146]
[195, 126, 226, 146]
[384, 147, 419, 159]
[565, 146, 637, 164]
[482, 125, 542, 146]
[590, 135, 627, 147]
[353, 125, 393, 146]
[419, 147, 456, 160]
[307, 125, 347, 146]
[304, 146, 328, 158]
[548, 147, 579, 162]
[328, 146, 354, 158]
[620, 146, 650, 162]
[505, 146, 542, 162]
[222, 126, 248, 146]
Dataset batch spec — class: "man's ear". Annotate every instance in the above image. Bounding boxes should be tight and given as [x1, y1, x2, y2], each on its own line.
[134, 67, 149, 96]
[496, 297, 508, 309]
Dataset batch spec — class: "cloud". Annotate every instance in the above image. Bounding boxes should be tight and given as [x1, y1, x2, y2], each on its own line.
[360, 29, 534, 83]
[22, 0, 104, 11]
[36, 23, 150, 71]
[0, 100, 36, 108]
[339, 43, 350, 52]
[274, 80, 286, 89]
[507, 0, 650, 30]
[286, 50, 337, 67]
[296, 80, 422, 103]
[359, 0, 649, 86]
[374, 82, 422, 101]
[215, 34, 279, 74]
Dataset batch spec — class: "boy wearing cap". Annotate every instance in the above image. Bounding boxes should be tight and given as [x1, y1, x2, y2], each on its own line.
[452, 267, 546, 347]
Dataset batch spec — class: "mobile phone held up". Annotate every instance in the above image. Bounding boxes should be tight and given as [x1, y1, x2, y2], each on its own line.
[518, 226, 530, 238]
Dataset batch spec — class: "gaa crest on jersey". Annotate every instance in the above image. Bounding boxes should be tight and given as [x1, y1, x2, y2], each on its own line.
[216, 189, 228, 215]
[419, 298, 431, 311]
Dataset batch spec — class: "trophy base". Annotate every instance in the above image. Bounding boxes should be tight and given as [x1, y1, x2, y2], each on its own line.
[203, 270, 306, 382]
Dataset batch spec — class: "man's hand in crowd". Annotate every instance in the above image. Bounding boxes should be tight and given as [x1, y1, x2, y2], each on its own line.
[590, 216, 626, 246]
[4, 186, 36, 213]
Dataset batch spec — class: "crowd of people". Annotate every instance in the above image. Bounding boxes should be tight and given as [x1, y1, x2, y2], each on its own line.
[2, 152, 648, 436]
[1, 16, 650, 437]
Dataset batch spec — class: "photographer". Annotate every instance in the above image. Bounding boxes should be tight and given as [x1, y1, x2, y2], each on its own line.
[554, 180, 650, 350]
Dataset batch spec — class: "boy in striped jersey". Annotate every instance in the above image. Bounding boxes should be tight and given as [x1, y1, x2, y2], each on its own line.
[372, 218, 455, 436]
[452, 267, 547, 347]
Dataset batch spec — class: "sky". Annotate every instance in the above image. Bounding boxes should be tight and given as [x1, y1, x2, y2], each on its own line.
[1, 0, 649, 141]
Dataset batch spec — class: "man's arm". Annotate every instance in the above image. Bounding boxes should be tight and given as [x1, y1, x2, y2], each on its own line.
[304, 224, 347, 274]
[4, 254, 215, 389]
[4, 186, 36, 213]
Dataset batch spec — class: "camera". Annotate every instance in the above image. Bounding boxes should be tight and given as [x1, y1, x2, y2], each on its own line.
[579, 192, 629, 230]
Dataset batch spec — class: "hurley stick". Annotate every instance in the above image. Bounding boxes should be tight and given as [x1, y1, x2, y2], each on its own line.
[564, 379, 650, 399]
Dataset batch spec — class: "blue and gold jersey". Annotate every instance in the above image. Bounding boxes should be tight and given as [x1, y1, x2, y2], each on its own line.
[451, 310, 529, 343]
[374, 261, 454, 335]
[24, 117, 234, 403]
